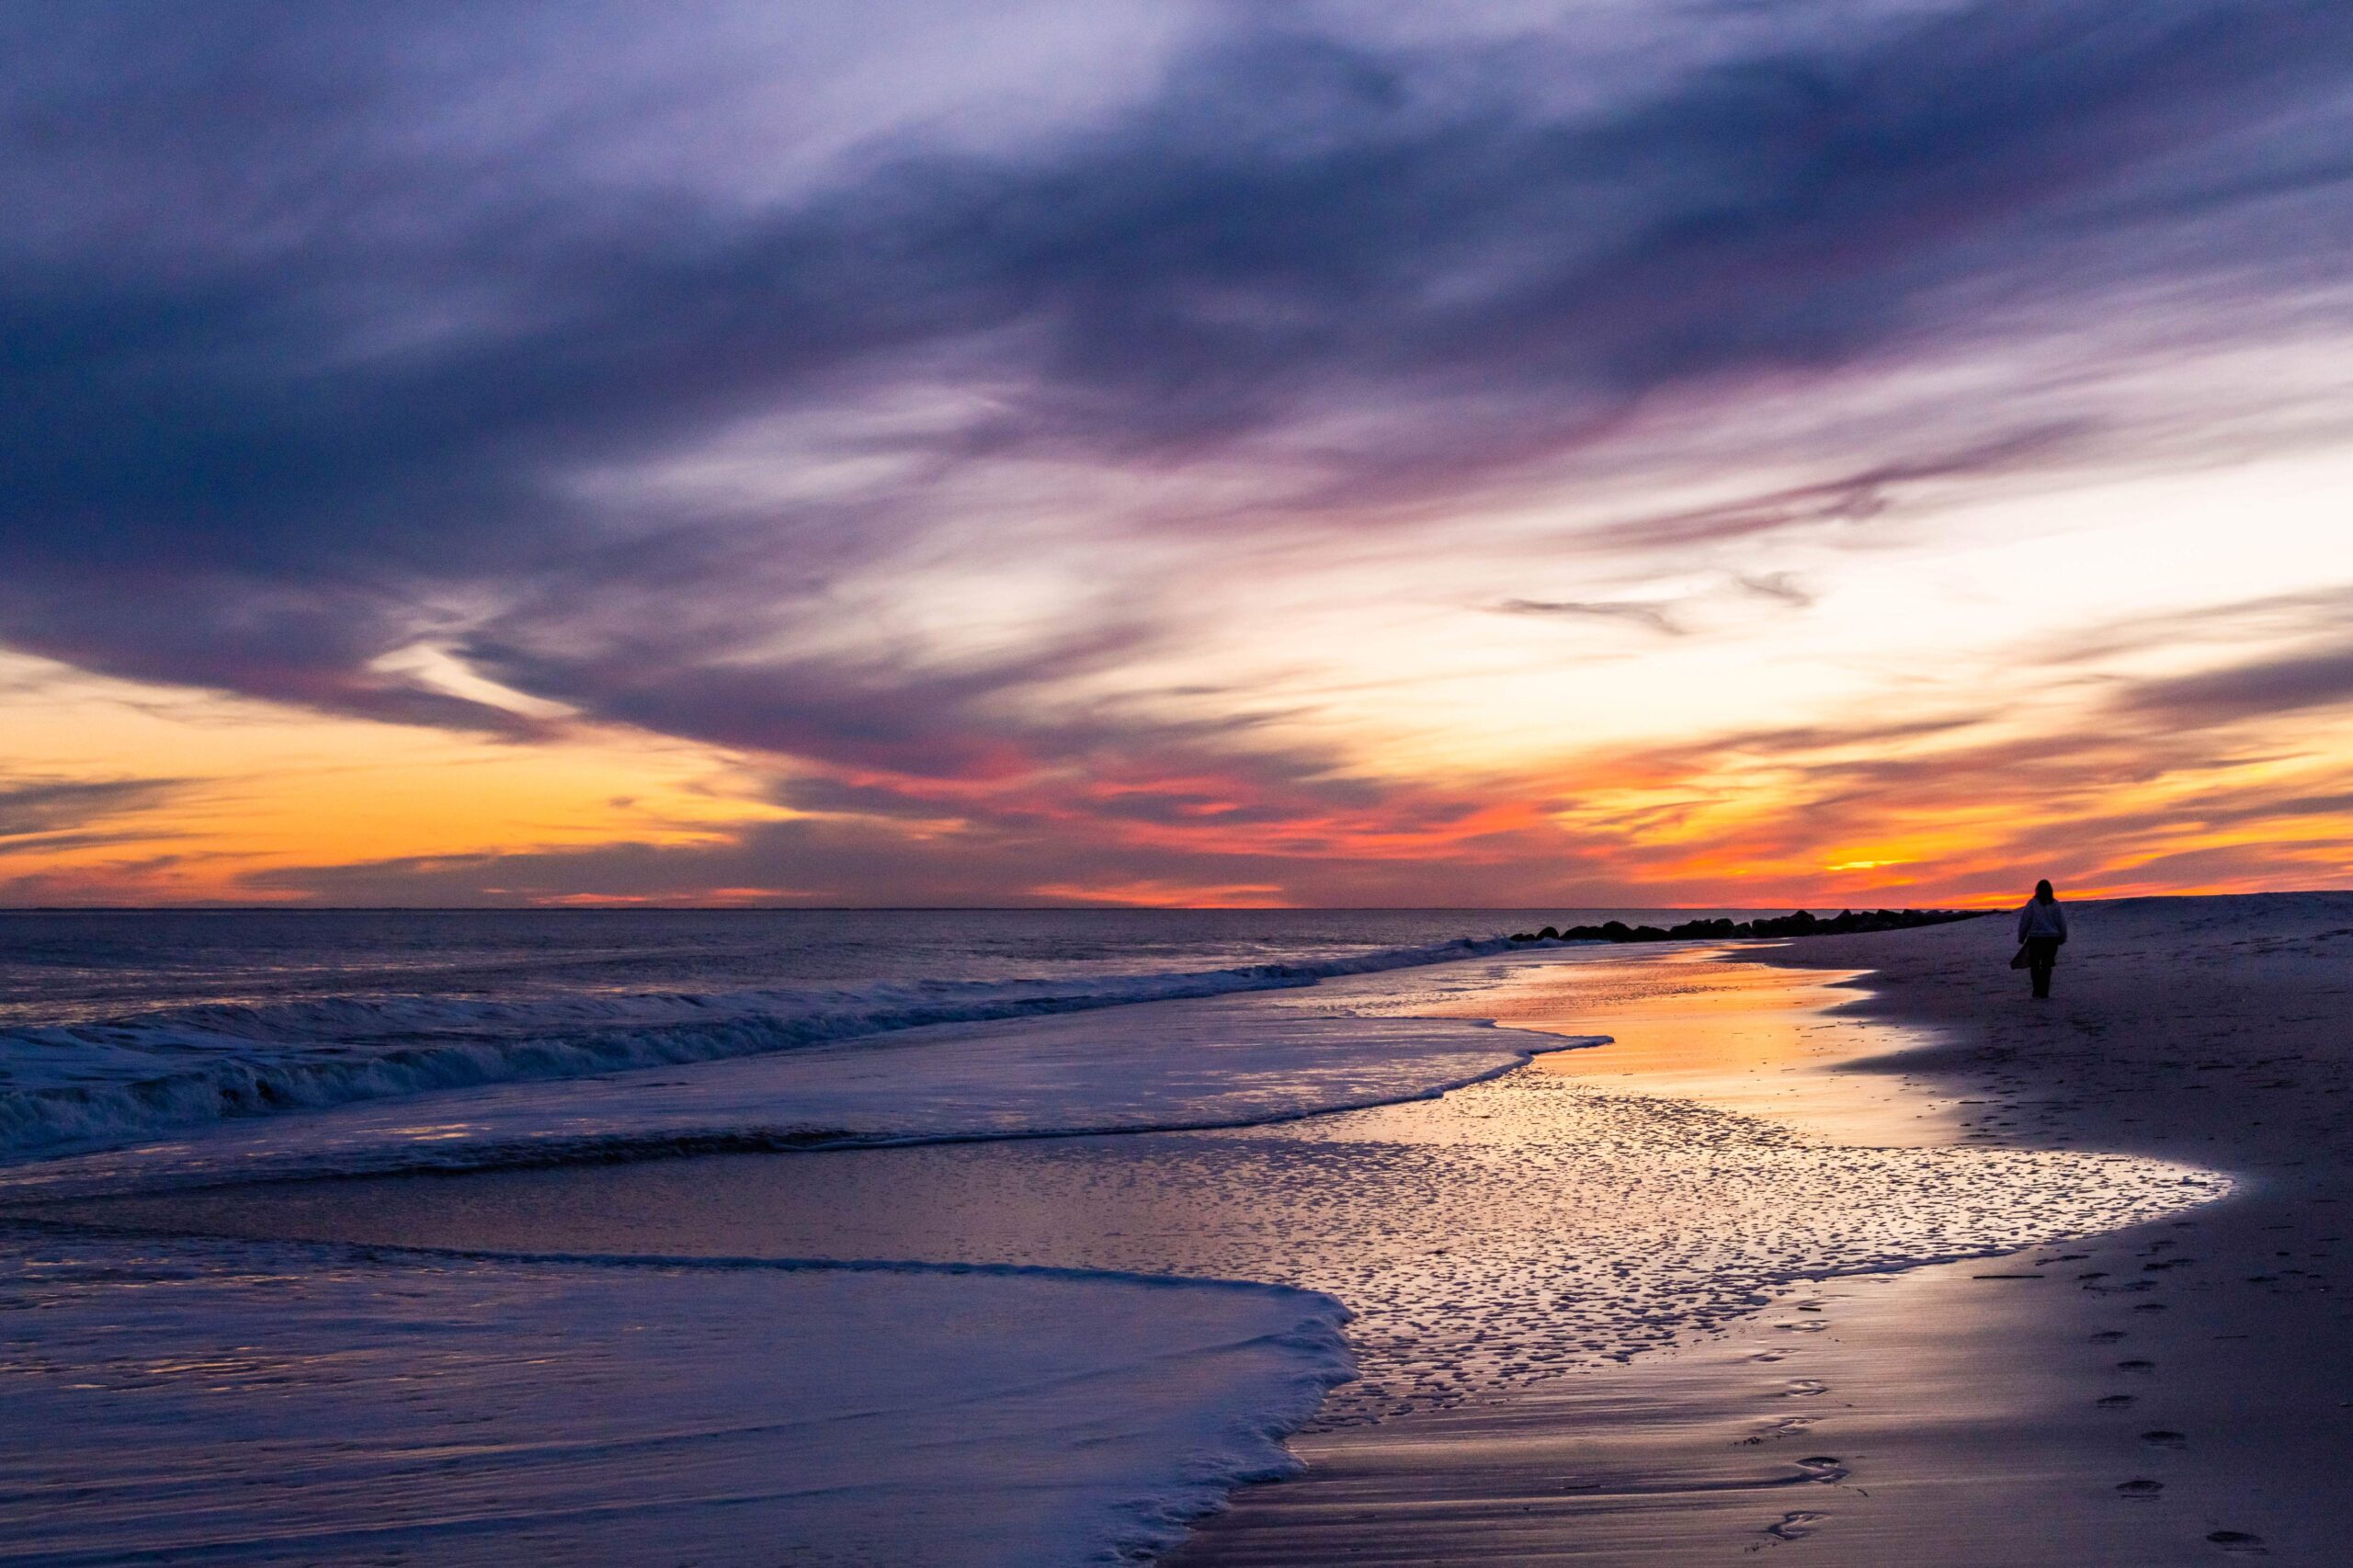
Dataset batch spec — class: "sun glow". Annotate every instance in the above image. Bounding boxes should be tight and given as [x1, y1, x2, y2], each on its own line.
[0, 653, 789, 904]
[6, 5, 2353, 906]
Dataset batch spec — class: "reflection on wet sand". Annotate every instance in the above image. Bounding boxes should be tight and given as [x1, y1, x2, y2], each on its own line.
[1179, 902, 2353, 1567]
[1407, 947, 1968, 1146]
[59, 948, 2222, 1429]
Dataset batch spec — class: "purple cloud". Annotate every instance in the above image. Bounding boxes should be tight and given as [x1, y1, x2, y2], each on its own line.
[3, 0, 2352, 889]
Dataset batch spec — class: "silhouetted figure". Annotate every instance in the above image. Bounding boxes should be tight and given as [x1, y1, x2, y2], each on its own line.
[2015, 879, 2068, 999]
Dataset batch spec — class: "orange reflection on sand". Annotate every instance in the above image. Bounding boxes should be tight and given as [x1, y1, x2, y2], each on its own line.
[1420, 947, 1964, 1147]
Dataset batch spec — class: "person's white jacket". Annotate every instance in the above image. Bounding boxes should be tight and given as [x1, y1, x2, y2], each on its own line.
[2018, 899, 2068, 942]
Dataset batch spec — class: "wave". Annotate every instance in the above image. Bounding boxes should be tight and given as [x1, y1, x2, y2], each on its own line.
[0, 1222, 1358, 1568]
[0, 1040, 1571, 1200]
[0, 934, 1549, 1164]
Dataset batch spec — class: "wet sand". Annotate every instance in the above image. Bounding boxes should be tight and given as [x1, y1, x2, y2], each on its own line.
[30, 952, 2206, 1433]
[1175, 895, 2353, 1564]
[23, 895, 2348, 1562]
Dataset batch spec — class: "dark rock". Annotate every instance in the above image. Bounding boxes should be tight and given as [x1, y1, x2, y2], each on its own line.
[1513, 908, 1986, 946]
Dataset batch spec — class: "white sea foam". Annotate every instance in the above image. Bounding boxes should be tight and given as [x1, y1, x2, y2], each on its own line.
[1, 994, 1587, 1196]
[0, 1226, 1354, 1566]
[0, 935, 1553, 1164]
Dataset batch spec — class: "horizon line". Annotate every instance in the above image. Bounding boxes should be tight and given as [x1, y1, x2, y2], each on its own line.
[4, 892, 2342, 915]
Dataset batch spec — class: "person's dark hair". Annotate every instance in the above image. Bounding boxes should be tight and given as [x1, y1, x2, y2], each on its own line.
[2034, 879, 2054, 900]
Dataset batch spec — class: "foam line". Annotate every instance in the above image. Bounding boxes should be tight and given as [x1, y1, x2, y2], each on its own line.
[0, 935, 1563, 1163]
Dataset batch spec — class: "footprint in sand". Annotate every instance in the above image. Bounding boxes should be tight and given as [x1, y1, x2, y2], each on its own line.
[2115, 1478, 2165, 1498]
[2116, 1358, 2157, 1373]
[2140, 1429, 2188, 1449]
[2206, 1529, 2268, 1555]
[1764, 1510, 1828, 1540]
[2097, 1394, 2138, 1410]
[1738, 1415, 1817, 1446]
[2090, 1330, 2128, 1344]
[1781, 1379, 1829, 1397]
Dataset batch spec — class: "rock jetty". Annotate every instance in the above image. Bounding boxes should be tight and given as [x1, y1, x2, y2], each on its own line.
[1506, 908, 1984, 944]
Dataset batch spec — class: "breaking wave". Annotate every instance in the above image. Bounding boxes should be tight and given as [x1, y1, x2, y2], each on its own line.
[0, 935, 1542, 1162]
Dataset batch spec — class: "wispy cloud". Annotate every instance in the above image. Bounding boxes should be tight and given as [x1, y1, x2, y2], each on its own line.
[0, 778, 188, 867]
[1497, 598, 1686, 635]
[2116, 643, 2353, 726]
[3, 2, 2351, 902]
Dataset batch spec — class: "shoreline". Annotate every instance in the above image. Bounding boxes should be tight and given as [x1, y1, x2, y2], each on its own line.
[1176, 892, 2353, 1563]
[23, 950, 2206, 1426]
[6, 895, 2344, 1562]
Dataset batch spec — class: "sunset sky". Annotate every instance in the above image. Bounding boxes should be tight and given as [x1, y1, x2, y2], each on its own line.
[5, 1, 2352, 907]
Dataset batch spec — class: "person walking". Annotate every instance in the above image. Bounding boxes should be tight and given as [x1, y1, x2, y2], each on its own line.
[2016, 879, 2068, 999]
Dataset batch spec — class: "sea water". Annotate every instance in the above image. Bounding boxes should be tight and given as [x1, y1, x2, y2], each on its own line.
[0, 910, 2222, 1565]
[0, 908, 1672, 1161]
[0, 909, 1595, 1565]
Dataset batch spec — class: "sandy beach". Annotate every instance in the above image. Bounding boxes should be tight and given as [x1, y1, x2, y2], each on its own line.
[10, 892, 2347, 1562]
[15, 5, 2353, 1561]
[1176, 892, 2353, 1564]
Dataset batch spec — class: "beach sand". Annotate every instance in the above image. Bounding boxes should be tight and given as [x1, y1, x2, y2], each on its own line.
[1174, 893, 2353, 1564]
[20, 893, 2349, 1563]
[40, 958, 2203, 1435]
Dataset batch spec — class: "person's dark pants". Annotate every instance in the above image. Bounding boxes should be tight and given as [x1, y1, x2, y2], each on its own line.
[2027, 936, 2061, 998]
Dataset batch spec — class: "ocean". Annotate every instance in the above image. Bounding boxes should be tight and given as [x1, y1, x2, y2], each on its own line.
[0, 909, 2220, 1565]
[0, 907, 1721, 1165]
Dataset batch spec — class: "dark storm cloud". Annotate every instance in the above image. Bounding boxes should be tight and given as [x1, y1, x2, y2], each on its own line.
[3, 0, 2351, 773]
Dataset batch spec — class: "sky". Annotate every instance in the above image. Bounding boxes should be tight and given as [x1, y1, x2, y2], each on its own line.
[5, 0, 2353, 908]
